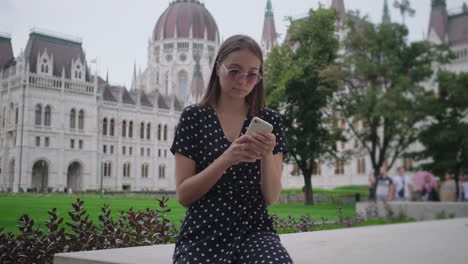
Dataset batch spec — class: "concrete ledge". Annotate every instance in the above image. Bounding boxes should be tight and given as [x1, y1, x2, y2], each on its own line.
[356, 201, 468, 221]
[54, 218, 468, 264]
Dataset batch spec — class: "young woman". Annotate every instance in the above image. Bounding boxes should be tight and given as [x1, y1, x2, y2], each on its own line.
[171, 35, 293, 263]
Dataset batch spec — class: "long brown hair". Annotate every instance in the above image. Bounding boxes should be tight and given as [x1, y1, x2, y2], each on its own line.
[200, 35, 265, 116]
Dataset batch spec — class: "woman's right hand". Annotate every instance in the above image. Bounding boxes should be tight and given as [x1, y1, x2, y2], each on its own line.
[221, 135, 259, 166]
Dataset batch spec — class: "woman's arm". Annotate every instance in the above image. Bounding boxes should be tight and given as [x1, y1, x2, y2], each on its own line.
[260, 153, 283, 205]
[175, 136, 258, 207]
[248, 132, 283, 205]
[175, 153, 231, 207]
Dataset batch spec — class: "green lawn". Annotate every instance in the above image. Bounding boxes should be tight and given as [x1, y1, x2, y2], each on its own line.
[281, 185, 369, 196]
[0, 193, 354, 234]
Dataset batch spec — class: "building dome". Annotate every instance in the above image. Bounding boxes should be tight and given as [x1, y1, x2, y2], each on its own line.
[153, 0, 219, 42]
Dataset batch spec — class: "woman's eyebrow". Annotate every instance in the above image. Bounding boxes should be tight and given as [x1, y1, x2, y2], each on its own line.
[227, 63, 259, 71]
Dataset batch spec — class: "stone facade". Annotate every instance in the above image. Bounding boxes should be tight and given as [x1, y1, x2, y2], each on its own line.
[0, 0, 467, 193]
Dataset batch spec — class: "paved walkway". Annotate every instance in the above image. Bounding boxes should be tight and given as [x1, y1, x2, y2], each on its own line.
[54, 218, 468, 264]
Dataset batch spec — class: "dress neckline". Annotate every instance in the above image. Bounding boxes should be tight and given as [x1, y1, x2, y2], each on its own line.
[206, 104, 250, 144]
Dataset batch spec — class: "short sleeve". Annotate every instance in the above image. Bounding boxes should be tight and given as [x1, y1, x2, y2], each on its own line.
[262, 109, 288, 155]
[170, 106, 199, 161]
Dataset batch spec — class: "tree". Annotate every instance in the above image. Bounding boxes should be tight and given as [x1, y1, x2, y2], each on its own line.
[264, 7, 342, 205]
[414, 71, 468, 182]
[330, 17, 451, 179]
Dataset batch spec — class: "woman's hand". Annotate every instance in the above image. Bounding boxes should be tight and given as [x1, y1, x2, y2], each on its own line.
[245, 132, 276, 160]
[220, 135, 260, 166]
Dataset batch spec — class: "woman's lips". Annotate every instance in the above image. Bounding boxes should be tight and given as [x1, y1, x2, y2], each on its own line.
[232, 87, 247, 92]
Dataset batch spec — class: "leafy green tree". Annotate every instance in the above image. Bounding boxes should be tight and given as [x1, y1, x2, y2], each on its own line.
[330, 17, 451, 178]
[264, 7, 342, 205]
[415, 71, 468, 181]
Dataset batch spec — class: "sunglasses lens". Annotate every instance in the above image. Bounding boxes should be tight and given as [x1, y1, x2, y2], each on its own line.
[246, 73, 260, 84]
[228, 70, 241, 81]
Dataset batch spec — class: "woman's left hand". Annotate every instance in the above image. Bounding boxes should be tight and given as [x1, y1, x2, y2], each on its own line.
[245, 132, 276, 159]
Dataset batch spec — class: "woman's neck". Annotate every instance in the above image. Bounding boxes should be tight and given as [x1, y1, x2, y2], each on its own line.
[215, 94, 248, 115]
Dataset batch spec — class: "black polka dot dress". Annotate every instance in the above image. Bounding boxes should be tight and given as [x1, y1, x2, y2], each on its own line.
[170, 104, 293, 264]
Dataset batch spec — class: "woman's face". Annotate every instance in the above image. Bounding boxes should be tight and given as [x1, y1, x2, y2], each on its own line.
[217, 49, 261, 100]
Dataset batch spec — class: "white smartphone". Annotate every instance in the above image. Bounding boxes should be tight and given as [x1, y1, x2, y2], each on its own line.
[246, 117, 273, 135]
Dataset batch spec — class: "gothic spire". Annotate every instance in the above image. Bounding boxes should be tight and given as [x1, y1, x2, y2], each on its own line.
[428, 0, 448, 42]
[432, 0, 446, 8]
[382, 0, 391, 24]
[131, 60, 137, 90]
[331, 0, 347, 26]
[261, 0, 277, 57]
[265, 0, 273, 18]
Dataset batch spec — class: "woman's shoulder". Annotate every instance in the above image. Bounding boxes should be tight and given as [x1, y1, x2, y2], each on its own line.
[258, 107, 282, 121]
[181, 104, 211, 117]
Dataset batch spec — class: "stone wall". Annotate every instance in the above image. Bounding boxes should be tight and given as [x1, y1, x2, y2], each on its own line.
[356, 201, 468, 220]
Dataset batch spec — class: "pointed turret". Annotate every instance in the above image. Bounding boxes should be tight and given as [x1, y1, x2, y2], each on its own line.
[0, 33, 14, 69]
[382, 0, 391, 24]
[190, 55, 204, 104]
[428, 0, 448, 43]
[261, 0, 277, 57]
[331, 0, 347, 27]
[131, 61, 137, 90]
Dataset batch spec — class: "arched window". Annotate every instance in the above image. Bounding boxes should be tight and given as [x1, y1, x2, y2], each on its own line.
[158, 124, 161, 140]
[122, 121, 127, 137]
[178, 70, 188, 100]
[335, 160, 345, 175]
[165, 72, 169, 95]
[110, 119, 115, 136]
[70, 109, 76, 129]
[103, 118, 108, 135]
[124, 163, 130, 177]
[141, 164, 149, 178]
[140, 122, 145, 139]
[2, 107, 6, 127]
[35, 104, 42, 125]
[15, 107, 19, 124]
[9, 102, 14, 124]
[78, 110, 84, 129]
[129, 121, 133, 138]
[104, 162, 112, 177]
[44, 105, 51, 126]
[158, 165, 166, 179]
[103, 162, 112, 177]
[163, 125, 167, 141]
[147, 123, 151, 140]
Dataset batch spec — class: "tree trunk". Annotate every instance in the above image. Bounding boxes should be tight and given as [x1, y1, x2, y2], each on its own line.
[303, 173, 314, 205]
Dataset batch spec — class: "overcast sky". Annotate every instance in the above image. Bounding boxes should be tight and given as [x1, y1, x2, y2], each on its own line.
[1, 0, 466, 87]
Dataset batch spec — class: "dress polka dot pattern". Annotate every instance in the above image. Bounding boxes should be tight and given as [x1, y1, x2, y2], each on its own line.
[170, 104, 293, 264]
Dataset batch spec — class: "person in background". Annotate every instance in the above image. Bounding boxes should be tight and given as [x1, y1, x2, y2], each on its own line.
[458, 173, 465, 201]
[462, 172, 468, 202]
[373, 167, 395, 202]
[392, 167, 413, 201]
[368, 170, 376, 201]
[439, 173, 456, 202]
[420, 175, 438, 201]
